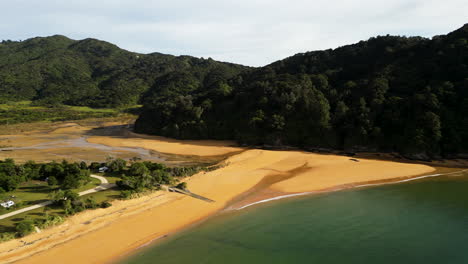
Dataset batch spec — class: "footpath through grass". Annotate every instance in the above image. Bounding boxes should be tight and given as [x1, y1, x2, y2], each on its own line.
[0, 188, 121, 233]
[0, 177, 101, 214]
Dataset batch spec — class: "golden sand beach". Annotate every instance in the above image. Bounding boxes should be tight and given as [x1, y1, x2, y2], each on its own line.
[0, 127, 435, 264]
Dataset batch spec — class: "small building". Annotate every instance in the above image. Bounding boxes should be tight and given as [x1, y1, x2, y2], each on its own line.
[1, 200, 15, 208]
[98, 166, 109, 173]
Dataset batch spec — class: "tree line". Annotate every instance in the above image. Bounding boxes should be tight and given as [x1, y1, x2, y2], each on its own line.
[103, 158, 208, 198]
[0, 159, 91, 192]
[135, 24, 468, 159]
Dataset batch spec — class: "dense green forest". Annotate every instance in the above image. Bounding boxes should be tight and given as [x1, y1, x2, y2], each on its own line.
[135, 24, 468, 159]
[1, 25, 467, 158]
[0, 36, 247, 107]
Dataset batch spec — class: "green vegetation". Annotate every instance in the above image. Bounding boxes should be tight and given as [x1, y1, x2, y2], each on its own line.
[105, 158, 206, 198]
[15, 218, 35, 237]
[0, 189, 120, 236]
[0, 101, 134, 125]
[2, 25, 467, 158]
[0, 159, 101, 217]
[49, 189, 101, 216]
[135, 24, 468, 159]
[0, 157, 217, 241]
[0, 159, 91, 193]
[176, 182, 188, 190]
[0, 177, 99, 213]
[0, 36, 246, 108]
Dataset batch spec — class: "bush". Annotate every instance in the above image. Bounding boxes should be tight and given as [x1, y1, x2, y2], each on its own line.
[37, 215, 64, 229]
[16, 219, 35, 237]
[175, 182, 188, 190]
[0, 232, 16, 242]
[119, 190, 134, 199]
[84, 198, 98, 209]
[100, 201, 112, 208]
[73, 205, 85, 213]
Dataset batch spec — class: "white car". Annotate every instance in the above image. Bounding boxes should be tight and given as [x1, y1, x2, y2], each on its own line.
[98, 166, 109, 173]
[0, 200, 15, 208]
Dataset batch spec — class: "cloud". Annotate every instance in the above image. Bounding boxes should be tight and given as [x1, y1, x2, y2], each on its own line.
[1, 0, 466, 66]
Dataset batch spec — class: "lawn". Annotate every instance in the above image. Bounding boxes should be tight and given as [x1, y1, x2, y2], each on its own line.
[0, 188, 121, 233]
[0, 177, 101, 213]
[96, 173, 121, 184]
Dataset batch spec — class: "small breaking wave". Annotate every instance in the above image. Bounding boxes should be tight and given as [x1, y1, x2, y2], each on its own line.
[234, 169, 468, 211]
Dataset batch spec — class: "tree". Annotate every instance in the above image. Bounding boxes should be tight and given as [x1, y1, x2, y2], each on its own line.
[47, 176, 58, 186]
[60, 163, 90, 189]
[63, 199, 73, 215]
[88, 162, 102, 170]
[49, 189, 65, 204]
[108, 158, 126, 173]
[64, 190, 79, 201]
[49, 189, 79, 204]
[79, 161, 88, 170]
[61, 174, 81, 189]
[23, 160, 41, 180]
[128, 162, 149, 177]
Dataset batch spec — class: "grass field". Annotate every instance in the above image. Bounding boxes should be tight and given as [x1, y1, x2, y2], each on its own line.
[0, 101, 140, 126]
[0, 173, 123, 234]
[0, 188, 121, 233]
[0, 177, 101, 213]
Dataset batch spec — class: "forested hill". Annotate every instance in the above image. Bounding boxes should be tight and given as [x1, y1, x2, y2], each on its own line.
[0, 36, 247, 107]
[135, 24, 468, 159]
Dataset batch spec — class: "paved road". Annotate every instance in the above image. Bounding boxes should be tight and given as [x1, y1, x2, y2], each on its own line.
[0, 175, 116, 220]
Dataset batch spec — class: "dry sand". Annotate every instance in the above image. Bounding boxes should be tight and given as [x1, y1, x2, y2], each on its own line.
[87, 132, 242, 156]
[0, 140, 435, 264]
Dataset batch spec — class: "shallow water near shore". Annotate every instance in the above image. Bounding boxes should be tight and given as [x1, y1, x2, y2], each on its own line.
[122, 171, 468, 264]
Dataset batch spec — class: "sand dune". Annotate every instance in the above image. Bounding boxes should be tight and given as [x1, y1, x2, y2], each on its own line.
[0, 139, 435, 264]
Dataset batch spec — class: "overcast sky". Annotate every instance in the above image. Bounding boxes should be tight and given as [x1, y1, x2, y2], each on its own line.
[1, 0, 466, 66]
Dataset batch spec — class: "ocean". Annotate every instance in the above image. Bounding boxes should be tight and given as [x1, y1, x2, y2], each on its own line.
[122, 170, 468, 264]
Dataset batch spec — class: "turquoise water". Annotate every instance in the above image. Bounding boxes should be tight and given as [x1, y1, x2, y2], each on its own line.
[123, 172, 468, 264]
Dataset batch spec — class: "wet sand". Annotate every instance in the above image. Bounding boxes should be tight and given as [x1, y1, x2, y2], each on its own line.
[0, 140, 435, 264]
[0, 122, 233, 164]
[87, 132, 242, 157]
[0, 123, 164, 163]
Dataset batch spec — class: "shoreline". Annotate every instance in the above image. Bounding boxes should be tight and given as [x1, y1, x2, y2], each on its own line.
[0, 123, 451, 264]
[0, 147, 438, 264]
[230, 168, 467, 211]
[112, 166, 465, 263]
